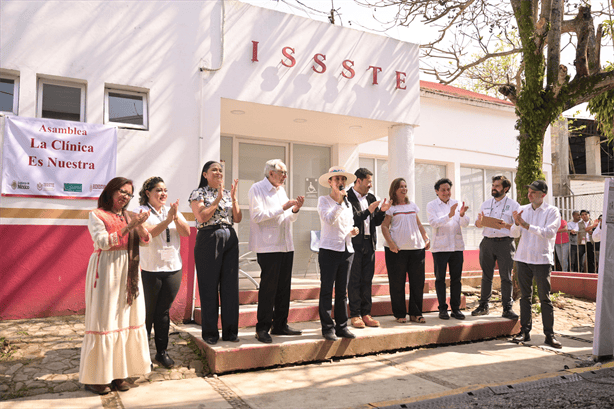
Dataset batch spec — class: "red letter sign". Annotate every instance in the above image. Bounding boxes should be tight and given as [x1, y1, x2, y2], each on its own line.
[252, 41, 259, 62]
[368, 66, 382, 85]
[341, 60, 355, 79]
[312, 54, 327, 74]
[395, 71, 407, 90]
[281, 47, 296, 68]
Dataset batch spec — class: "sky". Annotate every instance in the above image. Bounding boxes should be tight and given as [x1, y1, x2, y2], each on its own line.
[241, 0, 614, 118]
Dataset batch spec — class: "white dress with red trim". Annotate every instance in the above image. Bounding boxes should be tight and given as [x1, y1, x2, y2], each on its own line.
[78, 209, 151, 385]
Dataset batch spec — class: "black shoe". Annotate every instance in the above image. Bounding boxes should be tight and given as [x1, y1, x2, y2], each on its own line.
[154, 350, 175, 368]
[545, 335, 562, 349]
[271, 325, 303, 336]
[502, 308, 519, 320]
[203, 336, 218, 345]
[471, 303, 489, 316]
[255, 331, 272, 344]
[223, 334, 240, 342]
[323, 331, 338, 341]
[512, 332, 531, 343]
[439, 310, 450, 320]
[450, 310, 465, 320]
[335, 328, 356, 339]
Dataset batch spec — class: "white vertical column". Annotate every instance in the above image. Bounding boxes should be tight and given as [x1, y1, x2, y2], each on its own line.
[586, 136, 602, 176]
[388, 124, 415, 201]
[333, 143, 359, 174]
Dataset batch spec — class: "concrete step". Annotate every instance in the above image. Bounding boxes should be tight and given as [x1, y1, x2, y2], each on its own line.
[195, 293, 467, 328]
[236, 271, 500, 305]
[183, 313, 520, 374]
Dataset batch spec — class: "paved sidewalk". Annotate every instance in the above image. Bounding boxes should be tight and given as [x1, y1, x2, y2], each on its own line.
[0, 293, 608, 408]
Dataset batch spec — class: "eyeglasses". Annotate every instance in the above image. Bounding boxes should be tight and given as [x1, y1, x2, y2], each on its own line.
[119, 189, 134, 198]
[275, 170, 288, 176]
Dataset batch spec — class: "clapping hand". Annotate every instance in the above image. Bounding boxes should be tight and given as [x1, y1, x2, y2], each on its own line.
[293, 196, 305, 212]
[459, 202, 469, 217]
[379, 198, 391, 212]
[230, 179, 239, 202]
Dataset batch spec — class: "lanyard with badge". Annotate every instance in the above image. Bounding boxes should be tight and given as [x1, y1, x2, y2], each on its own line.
[489, 197, 508, 219]
[148, 204, 175, 262]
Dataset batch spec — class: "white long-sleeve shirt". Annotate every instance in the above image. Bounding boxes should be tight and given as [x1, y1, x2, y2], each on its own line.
[476, 196, 520, 238]
[592, 223, 602, 242]
[317, 195, 354, 253]
[511, 201, 560, 265]
[426, 198, 469, 252]
[248, 177, 298, 253]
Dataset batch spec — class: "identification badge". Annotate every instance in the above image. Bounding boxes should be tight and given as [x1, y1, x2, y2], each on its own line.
[160, 247, 174, 262]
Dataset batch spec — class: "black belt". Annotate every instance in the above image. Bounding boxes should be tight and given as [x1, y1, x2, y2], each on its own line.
[199, 224, 231, 231]
[484, 237, 513, 241]
[364, 234, 371, 239]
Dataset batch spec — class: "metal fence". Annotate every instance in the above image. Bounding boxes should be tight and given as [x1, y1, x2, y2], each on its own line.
[553, 193, 604, 273]
[554, 192, 605, 221]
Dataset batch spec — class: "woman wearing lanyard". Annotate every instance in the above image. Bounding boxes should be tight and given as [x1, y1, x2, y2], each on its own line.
[137, 177, 190, 368]
[381, 178, 430, 324]
[189, 161, 242, 345]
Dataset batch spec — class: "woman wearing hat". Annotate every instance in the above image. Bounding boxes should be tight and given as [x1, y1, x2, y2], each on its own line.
[317, 166, 360, 341]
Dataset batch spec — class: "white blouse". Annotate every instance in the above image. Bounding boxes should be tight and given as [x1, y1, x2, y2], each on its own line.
[317, 195, 355, 253]
[136, 204, 185, 272]
[385, 202, 425, 250]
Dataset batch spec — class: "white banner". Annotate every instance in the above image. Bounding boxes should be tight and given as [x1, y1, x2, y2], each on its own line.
[2, 116, 117, 199]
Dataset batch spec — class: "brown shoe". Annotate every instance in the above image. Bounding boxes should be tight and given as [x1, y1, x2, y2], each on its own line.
[86, 384, 111, 395]
[112, 378, 131, 392]
[351, 316, 366, 328]
[362, 315, 380, 327]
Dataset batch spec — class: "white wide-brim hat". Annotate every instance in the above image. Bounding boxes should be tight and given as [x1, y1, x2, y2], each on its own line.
[318, 166, 356, 188]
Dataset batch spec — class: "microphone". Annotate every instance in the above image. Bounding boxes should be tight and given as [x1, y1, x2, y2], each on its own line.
[339, 185, 350, 207]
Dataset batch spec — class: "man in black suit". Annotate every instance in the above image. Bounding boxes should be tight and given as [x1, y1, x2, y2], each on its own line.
[347, 168, 390, 328]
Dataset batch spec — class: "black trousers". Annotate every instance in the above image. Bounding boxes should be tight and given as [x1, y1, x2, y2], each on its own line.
[318, 248, 354, 334]
[348, 239, 375, 318]
[256, 251, 294, 333]
[194, 226, 239, 341]
[141, 269, 182, 353]
[385, 247, 425, 318]
[517, 262, 554, 336]
[570, 243, 579, 272]
[432, 251, 463, 312]
[478, 237, 515, 309]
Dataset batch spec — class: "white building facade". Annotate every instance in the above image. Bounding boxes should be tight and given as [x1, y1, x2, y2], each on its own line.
[0, 0, 551, 321]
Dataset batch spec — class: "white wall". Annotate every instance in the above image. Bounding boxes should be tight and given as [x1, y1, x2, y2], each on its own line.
[0, 0, 420, 218]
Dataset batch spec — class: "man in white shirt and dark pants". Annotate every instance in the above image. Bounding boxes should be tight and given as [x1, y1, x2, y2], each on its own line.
[511, 180, 562, 349]
[249, 159, 304, 344]
[472, 175, 520, 319]
[427, 178, 470, 320]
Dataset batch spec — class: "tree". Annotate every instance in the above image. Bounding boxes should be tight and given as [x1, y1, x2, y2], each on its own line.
[356, 0, 614, 203]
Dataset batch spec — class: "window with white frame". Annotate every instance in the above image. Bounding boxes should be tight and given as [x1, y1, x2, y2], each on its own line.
[105, 88, 148, 129]
[0, 75, 19, 114]
[461, 166, 516, 249]
[37, 79, 85, 122]
[358, 157, 389, 199]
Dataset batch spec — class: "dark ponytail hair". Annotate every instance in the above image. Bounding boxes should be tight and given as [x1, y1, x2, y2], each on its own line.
[139, 176, 164, 205]
[198, 161, 220, 188]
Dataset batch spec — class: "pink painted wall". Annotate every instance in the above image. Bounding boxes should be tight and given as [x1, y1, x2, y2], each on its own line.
[0, 224, 196, 322]
[1, 223, 481, 321]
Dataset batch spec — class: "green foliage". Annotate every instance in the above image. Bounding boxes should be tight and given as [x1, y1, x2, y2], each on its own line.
[587, 63, 614, 142]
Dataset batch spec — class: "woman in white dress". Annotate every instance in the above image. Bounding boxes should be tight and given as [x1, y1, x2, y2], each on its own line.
[79, 177, 152, 395]
[137, 176, 190, 368]
[381, 178, 430, 323]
